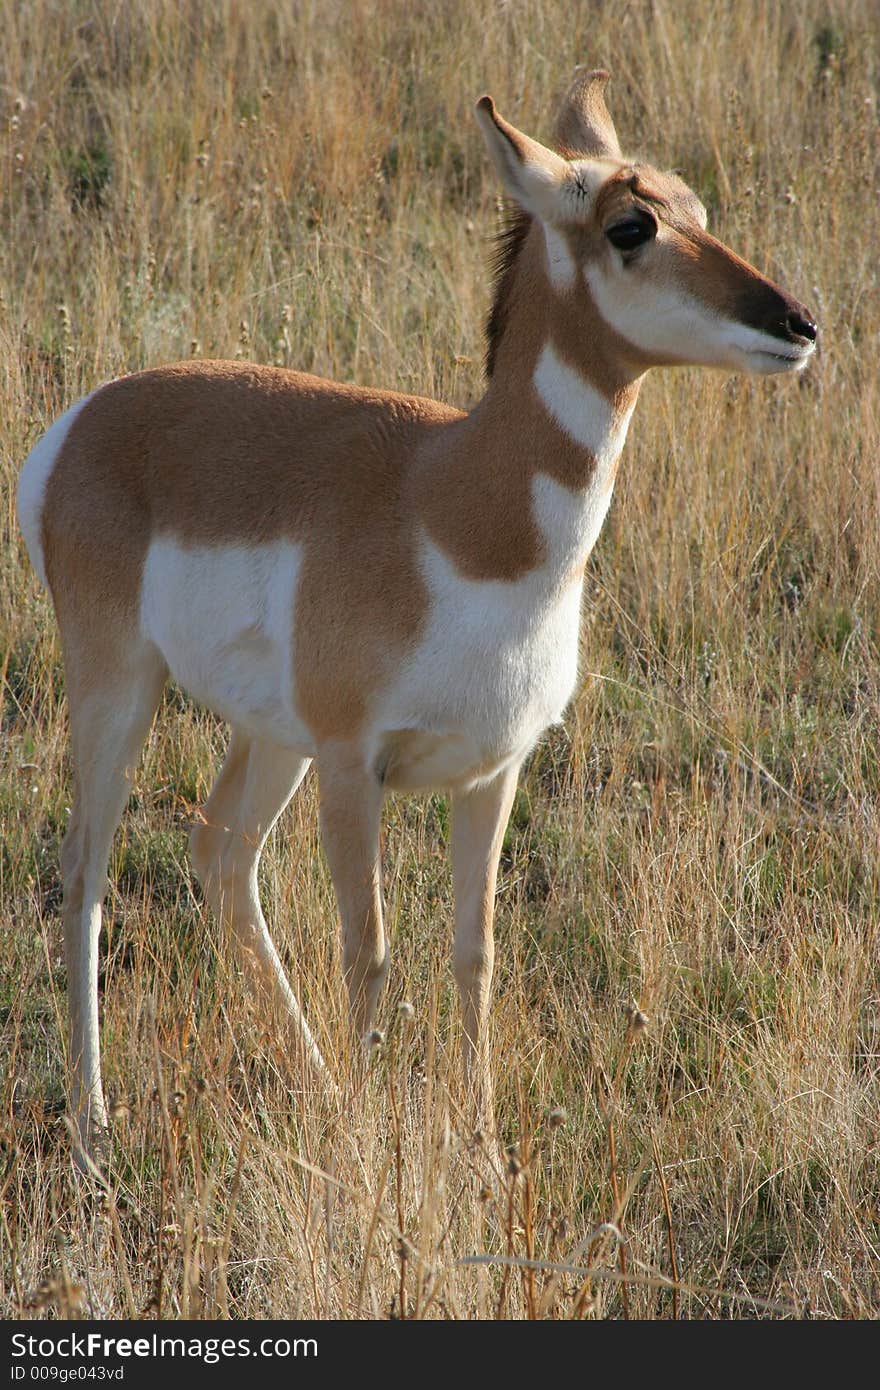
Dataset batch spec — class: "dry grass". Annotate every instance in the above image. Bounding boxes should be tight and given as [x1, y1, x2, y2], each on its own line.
[1, 0, 878, 1319]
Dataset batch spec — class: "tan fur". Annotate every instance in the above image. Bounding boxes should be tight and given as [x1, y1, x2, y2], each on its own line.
[23, 71, 817, 1163]
[45, 363, 458, 738]
[45, 350, 623, 714]
[554, 68, 621, 159]
[588, 166, 805, 342]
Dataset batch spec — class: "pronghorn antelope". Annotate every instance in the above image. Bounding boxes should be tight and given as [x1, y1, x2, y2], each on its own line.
[18, 70, 816, 1161]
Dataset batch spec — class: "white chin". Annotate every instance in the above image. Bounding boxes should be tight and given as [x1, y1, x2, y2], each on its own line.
[744, 346, 814, 376]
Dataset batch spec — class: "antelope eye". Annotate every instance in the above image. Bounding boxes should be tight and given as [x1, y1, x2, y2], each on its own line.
[606, 213, 657, 252]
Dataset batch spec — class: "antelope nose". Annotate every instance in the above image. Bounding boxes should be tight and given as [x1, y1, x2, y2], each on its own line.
[788, 309, 818, 343]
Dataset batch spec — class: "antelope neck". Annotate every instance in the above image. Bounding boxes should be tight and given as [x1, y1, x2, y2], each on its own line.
[416, 330, 641, 585]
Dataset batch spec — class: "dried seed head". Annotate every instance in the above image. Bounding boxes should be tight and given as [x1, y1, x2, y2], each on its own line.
[397, 1000, 415, 1023]
[506, 1143, 522, 1177]
[366, 1029, 384, 1051]
[548, 1105, 567, 1130]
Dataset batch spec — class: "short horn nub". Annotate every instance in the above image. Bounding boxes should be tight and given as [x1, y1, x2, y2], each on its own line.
[555, 66, 621, 159]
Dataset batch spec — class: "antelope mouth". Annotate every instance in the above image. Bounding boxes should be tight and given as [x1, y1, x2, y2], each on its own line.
[749, 341, 816, 374]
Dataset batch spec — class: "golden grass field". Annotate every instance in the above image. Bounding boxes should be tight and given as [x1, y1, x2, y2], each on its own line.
[1, 0, 878, 1319]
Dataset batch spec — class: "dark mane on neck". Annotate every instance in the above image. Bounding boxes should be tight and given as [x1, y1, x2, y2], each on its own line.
[484, 203, 532, 378]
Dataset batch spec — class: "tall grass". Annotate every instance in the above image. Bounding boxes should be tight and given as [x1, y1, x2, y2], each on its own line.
[1, 0, 878, 1318]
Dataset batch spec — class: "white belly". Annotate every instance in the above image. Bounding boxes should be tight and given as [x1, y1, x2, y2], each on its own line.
[139, 534, 585, 785]
[140, 537, 315, 750]
[372, 538, 583, 788]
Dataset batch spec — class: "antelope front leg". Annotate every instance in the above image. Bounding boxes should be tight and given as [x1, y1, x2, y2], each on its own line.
[451, 762, 520, 1131]
[317, 742, 388, 1046]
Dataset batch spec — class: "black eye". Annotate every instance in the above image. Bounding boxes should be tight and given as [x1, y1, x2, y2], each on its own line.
[606, 214, 657, 252]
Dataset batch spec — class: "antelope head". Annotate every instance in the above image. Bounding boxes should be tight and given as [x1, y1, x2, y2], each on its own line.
[475, 71, 817, 378]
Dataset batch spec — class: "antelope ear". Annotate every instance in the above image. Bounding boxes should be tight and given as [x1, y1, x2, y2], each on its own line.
[554, 68, 621, 159]
[475, 95, 570, 220]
